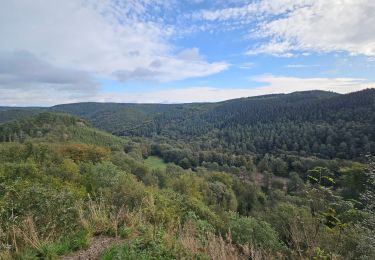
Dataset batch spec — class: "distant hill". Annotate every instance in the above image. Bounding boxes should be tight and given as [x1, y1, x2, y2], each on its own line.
[0, 112, 127, 147]
[0, 90, 341, 130]
[49, 90, 341, 135]
[0, 108, 43, 124]
[50, 102, 216, 134]
[120, 89, 374, 160]
[1, 89, 374, 159]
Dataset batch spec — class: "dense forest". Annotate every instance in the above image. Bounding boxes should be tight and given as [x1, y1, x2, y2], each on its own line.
[0, 89, 375, 259]
[2, 89, 374, 170]
[2, 90, 374, 161]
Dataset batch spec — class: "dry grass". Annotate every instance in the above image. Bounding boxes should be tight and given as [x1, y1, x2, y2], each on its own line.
[0, 216, 50, 258]
[81, 195, 145, 239]
[1, 197, 283, 259]
[178, 220, 280, 260]
[179, 220, 247, 260]
[81, 198, 269, 259]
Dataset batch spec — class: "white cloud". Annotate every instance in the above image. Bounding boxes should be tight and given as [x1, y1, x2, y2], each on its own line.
[0, 88, 90, 107]
[285, 64, 308, 68]
[195, 0, 305, 21]
[113, 48, 228, 82]
[98, 87, 255, 103]
[0, 0, 227, 86]
[1, 75, 373, 105]
[251, 0, 375, 57]
[1, 1, 374, 106]
[238, 62, 255, 69]
[195, 0, 375, 57]
[91, 75, 375, 103]
[95, 76, 375, 103]
[251, 75, 375, 94]
[285, 64, 319, 68]
[0, 51, 97, 92]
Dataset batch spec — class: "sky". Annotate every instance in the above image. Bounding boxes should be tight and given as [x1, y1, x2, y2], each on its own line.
[0, 0, 375, 106]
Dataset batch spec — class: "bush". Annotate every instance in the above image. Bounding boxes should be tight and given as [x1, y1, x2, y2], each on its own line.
[59, 143, 110, 163]
[102, 232, 186, 260]
[0, 180, 84, 238]
[227, 213, 283, 252]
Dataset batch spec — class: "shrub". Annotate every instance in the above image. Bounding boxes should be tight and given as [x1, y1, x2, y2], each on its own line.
[227, 213, 282, 252]
[0, 180, 84, 238]
[59, 143, 110, 163]
[102, 231, 185, 260]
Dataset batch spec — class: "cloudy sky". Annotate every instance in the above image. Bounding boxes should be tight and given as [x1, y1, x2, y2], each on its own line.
[1, 0, 375, 106]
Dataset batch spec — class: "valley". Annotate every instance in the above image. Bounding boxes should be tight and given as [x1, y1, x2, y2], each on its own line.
[0, 89, 374, 259]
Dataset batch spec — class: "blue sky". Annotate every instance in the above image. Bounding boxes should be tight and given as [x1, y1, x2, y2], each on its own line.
[0, 0, 374, 105]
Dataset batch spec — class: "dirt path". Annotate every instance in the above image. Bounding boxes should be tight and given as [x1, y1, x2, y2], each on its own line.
[61, 236, 122, 260]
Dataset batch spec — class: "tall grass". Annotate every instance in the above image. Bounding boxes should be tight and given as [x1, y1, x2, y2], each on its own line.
[1, 194, 282, 259]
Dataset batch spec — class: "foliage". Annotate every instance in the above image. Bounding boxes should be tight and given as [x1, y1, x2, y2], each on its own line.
[0, 97, 374, 259]
[101, 232, 185, 260]
[227, 212, 282, 252]
[144, 156, 168, 171]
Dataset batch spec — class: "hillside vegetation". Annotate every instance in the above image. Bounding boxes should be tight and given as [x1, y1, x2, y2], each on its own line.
[0, 112, 127, 148]
[0, 111, 374, 259]
[22, 89, 375, 161]
[1, 90, 374, 162]
[0, 109, 42, 125]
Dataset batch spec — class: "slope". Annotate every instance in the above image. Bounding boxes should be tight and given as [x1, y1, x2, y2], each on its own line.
[125, 89, 375, 160]
[0, 112, 127, 147]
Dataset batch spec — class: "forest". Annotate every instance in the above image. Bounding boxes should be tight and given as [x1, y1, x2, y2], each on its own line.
[0, 89, 374, 259]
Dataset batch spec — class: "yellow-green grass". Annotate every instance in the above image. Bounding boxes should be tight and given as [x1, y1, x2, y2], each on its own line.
[144, 156, 167, 171]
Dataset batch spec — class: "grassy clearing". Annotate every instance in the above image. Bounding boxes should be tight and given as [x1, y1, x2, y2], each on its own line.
[144, 156, 167, 171]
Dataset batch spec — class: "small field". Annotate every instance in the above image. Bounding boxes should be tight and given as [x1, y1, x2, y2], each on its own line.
[144, 156, 167, 171]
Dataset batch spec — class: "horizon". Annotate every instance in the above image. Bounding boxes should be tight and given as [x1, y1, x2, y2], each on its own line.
[0, 88, 357, 108]
[1, 1, 375, 106]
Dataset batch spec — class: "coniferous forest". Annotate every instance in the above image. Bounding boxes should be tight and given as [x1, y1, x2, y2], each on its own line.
[0, 89, 375, 259]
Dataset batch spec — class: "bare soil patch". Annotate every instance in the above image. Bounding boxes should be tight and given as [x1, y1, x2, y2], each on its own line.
[61, 236, 122, 260]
